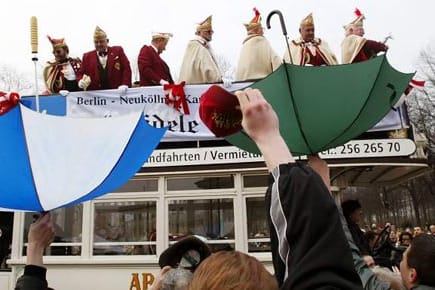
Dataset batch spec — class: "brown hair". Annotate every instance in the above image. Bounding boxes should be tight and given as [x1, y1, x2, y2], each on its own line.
[407, 234, 435, 286]
[188, 250, 278, 290]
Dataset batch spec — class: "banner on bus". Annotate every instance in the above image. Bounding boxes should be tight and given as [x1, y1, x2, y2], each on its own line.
[22, 84, 409, 142]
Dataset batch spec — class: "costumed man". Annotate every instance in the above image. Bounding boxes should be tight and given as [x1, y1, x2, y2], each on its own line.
[77, 26, 132, 93]
[236, 8, 282, 81]
[341, 9, 388, 64]
[178, 15, 222, 84]
[43, 36, 81, 94]
[138, 32, 174, 86]
[284, 13, 337, 66]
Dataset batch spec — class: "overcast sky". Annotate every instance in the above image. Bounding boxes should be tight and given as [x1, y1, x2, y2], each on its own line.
[2, 0, 435, 83]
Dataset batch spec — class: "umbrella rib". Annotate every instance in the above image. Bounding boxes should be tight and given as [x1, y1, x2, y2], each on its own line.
[19, 104, 45, 212]
[321, 56, 386, 151]
[283, 65, 313, 154]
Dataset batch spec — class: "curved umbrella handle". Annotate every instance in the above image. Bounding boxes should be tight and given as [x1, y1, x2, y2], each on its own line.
[266, 10, 293, 64]
[266, 10, 287, 36]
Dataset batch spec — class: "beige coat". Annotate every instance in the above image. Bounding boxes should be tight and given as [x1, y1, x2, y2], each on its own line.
[341, 35, 367, 64]
[178, 37, 221, 84]
[284, 37, 337, 66]
[236, 35, 282, 81]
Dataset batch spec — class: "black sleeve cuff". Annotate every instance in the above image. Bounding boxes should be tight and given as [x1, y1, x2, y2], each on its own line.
[23, 265, 47, 279]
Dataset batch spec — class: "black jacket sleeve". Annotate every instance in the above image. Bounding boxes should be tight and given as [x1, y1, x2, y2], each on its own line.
[15, 265, 48, 290]
[266, 163, 363, 289]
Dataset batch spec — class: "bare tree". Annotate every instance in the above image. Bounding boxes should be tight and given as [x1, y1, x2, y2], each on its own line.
[214, 53, 235, 79]
[406, 43, 435, 164]
[0, 63, 33, 93]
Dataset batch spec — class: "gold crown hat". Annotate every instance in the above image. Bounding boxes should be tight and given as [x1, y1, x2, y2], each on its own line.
[344, 8, 365, 30]
[196, 15, 212, 31]
[244, 8, 262, 32]
[94, 26, 107, 40]
[47, 35, 68, 50]
[152, 32, 173, 40]
[300, 13, 314, 28]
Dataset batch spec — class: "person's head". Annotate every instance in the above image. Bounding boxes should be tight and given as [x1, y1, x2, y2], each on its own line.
[430, 224, 435, 235]
[299, 13, 315, 42]
[161, 268, 192, 290]
[195, 15, 213, 42]
[93, 26, 109, 53]
[400, 232, 413, 247]
[244, 8, 263, 36]
[341, 199, 362, 223]
[188, 250, 278, 290]
[151, 33, 172, 54]
[413, 226, 423, 237]
[400, 234, 435, 288]
[344, 8, 365, 37]
[345, 24, 365, 37]
[47, 36, 69, 62]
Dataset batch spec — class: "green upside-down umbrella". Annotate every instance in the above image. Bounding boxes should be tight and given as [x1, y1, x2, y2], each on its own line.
[226, 55, 414, 156]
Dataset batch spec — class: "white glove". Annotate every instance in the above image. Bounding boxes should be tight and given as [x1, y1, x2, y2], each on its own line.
[78, 74, 91, 90]
[159, 79, 169, 86]
[118, 85, 128, 95]
[222, 77, 233, 88]
[59, 90, 69, 97]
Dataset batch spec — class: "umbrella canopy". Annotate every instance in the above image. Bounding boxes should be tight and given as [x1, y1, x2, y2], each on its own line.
[225, 55, 414, 155]
[0, 104, 166, 211]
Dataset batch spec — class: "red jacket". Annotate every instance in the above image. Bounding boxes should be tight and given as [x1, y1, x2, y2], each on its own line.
[77, 46, 132, 90]
[138, 45, 173, 86]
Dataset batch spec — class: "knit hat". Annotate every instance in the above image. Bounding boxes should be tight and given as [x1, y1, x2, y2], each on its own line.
[159, 236, 211, 272]
[47, 35, 69, 52]
[199, 85, 242, 137]
[94, 26, 107, 41]
[244, 8, 262, 32]
[196, 15, 213, 32]
[152, 32, 173, 40]
[300, 13, 314, 28]
[344, 8, 365, 31]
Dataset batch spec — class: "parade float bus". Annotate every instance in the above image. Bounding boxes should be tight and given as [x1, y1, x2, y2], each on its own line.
[0, 74, 430, 290]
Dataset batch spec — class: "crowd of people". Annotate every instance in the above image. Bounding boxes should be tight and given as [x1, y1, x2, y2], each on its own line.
[342, 199, 435, 272]
[14, 88, 435, 289]
[41, 8, 388, 96]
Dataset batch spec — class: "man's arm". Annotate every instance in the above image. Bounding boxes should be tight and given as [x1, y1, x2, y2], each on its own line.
[234, 88, 294, 171]
[15, 213, 55, 290]
[117, 47, 132, 87]
[363, 40, 388, 59]
[236, 89, 363, 289]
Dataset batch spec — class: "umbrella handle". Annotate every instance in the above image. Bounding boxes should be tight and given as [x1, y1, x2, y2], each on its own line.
[266, 10, 287, 36]
[266, 10, 293, 64]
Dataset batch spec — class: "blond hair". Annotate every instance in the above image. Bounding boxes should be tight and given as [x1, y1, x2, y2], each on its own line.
[188, 250, 278, 290]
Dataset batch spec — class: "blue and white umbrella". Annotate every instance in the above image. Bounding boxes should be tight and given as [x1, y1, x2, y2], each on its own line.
[0, 104, 166, 211]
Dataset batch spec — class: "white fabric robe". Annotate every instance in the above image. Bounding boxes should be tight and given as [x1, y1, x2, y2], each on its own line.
[236, 34, 282, 81]
[178, 37, 221, 84]
[341, 35, 367, 64]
